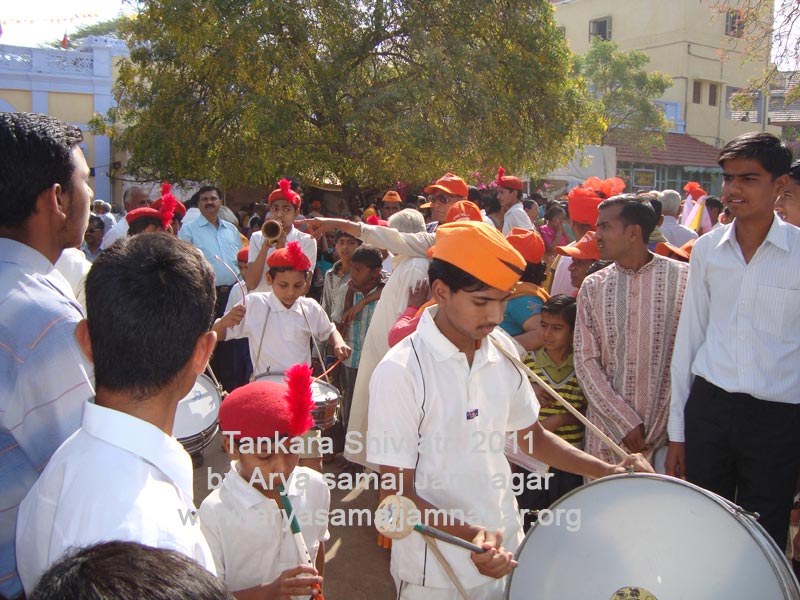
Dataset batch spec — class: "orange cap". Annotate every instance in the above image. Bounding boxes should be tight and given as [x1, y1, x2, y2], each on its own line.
[382, 190, 402, 203]
[556, 231, 600, 261]
[496, 166, 523, 191]
[445, 200, 483, 223]
[506, 227, 545, 264]
[567, 186, 603, 228]
[428, 221, 525, 291]
[423, 173, 469, 198]
[654, 238, 696, 262]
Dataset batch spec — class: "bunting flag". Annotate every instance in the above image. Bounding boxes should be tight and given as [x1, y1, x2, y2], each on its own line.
[61, 31, 68, 49]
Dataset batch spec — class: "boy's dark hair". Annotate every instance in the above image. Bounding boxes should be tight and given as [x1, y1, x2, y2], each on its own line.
[717, 132, 792, 179]
[127, 216, 163, 236]
[0, 112, 83, 228]
[544, 204, 566, 221]
[429, 258, 491, 293]
[29, 541, 234, 600]
[529, 192, 545, 202]
[197, 185, 223, 199]
[520, 262, 547, 286]
[85, 233, 215, 400]
[649, 197, 663, 219]
[334, 229, 361, 244]
[540, 294, 577, 330]
[704, 196, 723, 212]
[268, 265, 309, 278]
[788, 159, 800, 184]
[350, 244, 383, 269]
[598, 194, 658, 243]
[185, 191, 200, 209]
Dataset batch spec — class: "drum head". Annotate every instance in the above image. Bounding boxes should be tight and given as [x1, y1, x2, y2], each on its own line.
[173, 374, 221, 439]
[506, 474, 799, 600]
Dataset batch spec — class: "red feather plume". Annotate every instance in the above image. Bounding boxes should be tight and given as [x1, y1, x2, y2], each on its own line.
[366, 215, 379, 226]
[496, 166, 506, 183]
[286, 241, 310, 271]
[284, 363, 315, 436]
[278, 178, 298, 205]
[159, 182, 177, 229]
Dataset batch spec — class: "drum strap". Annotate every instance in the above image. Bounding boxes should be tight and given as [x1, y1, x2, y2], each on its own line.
[250, 305, 271, 382]
[299, 302, 331, 384]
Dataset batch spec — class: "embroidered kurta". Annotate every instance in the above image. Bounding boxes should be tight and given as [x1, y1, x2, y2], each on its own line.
[574, 255, 687, 465]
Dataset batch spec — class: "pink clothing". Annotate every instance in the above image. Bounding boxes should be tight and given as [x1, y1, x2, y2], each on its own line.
[574, 255, 688, 465]
[388, 305, 422, 347]
[540, 225, 569, 249]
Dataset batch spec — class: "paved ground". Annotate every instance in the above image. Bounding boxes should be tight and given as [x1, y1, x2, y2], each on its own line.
[193, 432, 396, 598]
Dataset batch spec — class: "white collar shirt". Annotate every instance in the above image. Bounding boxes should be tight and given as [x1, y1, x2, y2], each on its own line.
[199, 464, 330, 592]
[248, 227, 318, 293]
[367, 307, 538, 590]
[502, 202, 534, 236]
[225, 292, 335, 376]
[660, 215, 699, 247]
[16, 401, 214, 593]
[669, 216, 800, 442]
[99, 217, 129, 250]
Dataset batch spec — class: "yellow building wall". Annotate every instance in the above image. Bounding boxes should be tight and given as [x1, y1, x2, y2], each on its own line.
[48, 92, 94, 125]
[0, 89, 32, 112]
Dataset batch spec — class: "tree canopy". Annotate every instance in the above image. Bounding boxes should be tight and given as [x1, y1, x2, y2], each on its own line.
[576, 38, 672, 154]
[45, 17, 127, 50]
[105, 0, 604, 189]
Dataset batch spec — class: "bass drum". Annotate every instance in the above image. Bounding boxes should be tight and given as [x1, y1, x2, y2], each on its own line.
[253, 372, 339, 430]
[506, 473, 799, 600]
[173, 374, 222, 459]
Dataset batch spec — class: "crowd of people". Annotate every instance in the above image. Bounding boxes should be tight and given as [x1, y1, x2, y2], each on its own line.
[2, 110, 799, 599]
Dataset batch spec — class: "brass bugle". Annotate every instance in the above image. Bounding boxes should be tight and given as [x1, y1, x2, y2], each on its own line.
[262, 220, 282, 247]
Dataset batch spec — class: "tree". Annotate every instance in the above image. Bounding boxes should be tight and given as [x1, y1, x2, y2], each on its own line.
[103, 0, 604, 189]
[45, 17, 127, 50]
[575, 38, 673, 154]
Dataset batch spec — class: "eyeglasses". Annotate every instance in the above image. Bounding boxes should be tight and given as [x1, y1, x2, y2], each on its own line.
[429, 194, 454, 204]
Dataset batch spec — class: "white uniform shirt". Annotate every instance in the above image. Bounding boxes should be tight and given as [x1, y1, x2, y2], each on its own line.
[367, 307, 538, 590]
[199, 464, 330, 592]
[248, 227, 317, 293]
[502, 202, 534, 236]
[669, 216, 800, 442]
[54, 247, 92, 311]
[225, 292, 335, 376]
[99, 217, 129, 249]
[660, 215, 698, 247]
[16, 401, 214, 593]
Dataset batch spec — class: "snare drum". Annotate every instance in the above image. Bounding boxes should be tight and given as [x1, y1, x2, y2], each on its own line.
[506, 474, 800, 599]
[254, 372, 339, 430]
[173, 374, 222, 457]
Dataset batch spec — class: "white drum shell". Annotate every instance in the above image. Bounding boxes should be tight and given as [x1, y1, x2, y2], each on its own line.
[173, 374, 221, 455]
[506, 474, 800, 600]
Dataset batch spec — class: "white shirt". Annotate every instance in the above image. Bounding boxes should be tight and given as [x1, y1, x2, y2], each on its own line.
[669, 216, 800, 442]
[660, 215, 698, 247]
[54, 248, 92, 311]
[200, 464, 330, 592]
[16, 401, 214, 593]
[367, 307, 538, 590]
[99, 217, 129, 249]
[248, 227, 318, 293]
[550, 254, 577, 297]
[225, 292, 335, 376]
[502, 202, 534, 236]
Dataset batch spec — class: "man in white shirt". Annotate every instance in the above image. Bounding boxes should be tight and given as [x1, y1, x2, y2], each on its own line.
[0, 112, 95, 599]
[16, 234, 218, 592]
[657, 189, 698, 247]
[667, 132, 800, 552]
[101, 186, 150, 249]
[495, 167, 533, 235]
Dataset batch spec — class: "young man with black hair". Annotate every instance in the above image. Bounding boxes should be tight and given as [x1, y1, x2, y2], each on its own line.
[367, 221, 651, 599]
[575, 194, 688, 468]
[16, 233, 218, 593]
[0, 112, 94, 599]
[667, 132, 800, 556]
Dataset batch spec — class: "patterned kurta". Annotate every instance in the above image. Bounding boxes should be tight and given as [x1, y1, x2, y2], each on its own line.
[574, 254, 688, 465]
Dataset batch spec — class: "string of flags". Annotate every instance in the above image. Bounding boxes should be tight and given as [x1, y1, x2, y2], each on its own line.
[1, 14, 103, 26]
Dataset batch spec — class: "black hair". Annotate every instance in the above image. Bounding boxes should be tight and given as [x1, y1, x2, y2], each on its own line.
[428, 258, 491, 292]
[350, 244, 383, 269]
[185, 191, 200, 209]
[598, 194, 658, 243]
[467, 186, 482, 203]
[0, 112, 83, 228]
[28, 541, 234, 600]
[334, 229, 361, 244]
[522, 199, 537, 211]
[197, 185, 223, 200]
[788, 159, 800, 184]
[483, 194, 501, 214]
[85, 233, 215, 400]
[127, 216, 163, 236]
[529, 192, 545, 202]
[544, 204, 566, 221]
[540, 294, 577, 330]
[718, 132, 792, 179]
[704, 196, 723, 213]
[520, 262, 547, 285]
[268, 265, 309, 278]
[649, 197, 663, 219]
[87, 215, 105, 234]
[587, 259, 613, 276]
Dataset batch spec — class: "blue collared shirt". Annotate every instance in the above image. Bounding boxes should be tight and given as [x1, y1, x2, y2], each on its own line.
[0, 239, 93, 598]
[178, 215, 242, 286]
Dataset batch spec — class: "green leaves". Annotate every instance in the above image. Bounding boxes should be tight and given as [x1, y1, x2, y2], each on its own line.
[110, 0, 603, 188]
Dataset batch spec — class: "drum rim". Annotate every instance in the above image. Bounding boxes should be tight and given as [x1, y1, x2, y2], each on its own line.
[505, 473, 800, 600]
[252, 371, 341, 395]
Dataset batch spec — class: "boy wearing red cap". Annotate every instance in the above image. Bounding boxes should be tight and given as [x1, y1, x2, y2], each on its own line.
[367, 221, 651, 599]
[495, 167, 533, 235]
[214, 241, 350, 375]
[200, 365, 329, 598]
[246, 179, 317, 293]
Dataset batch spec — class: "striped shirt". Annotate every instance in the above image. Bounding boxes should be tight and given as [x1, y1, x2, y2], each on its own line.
[0, 240, 93, 598]
[526, 350, 586, 446]
[669, 216, 800, 442]
[575, 254, 688, 465]
[332, 279, 385, 368]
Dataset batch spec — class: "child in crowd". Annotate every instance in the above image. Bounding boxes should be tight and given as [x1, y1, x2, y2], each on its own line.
[321, 230, 361, 317]
[200, 365, 330, 599]
[539, 203, 571, 253]
[506, 294, 586, 530]
[331, 245, 386, 434]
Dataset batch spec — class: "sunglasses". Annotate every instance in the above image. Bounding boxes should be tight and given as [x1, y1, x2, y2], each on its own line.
[429, 194, 454, 204]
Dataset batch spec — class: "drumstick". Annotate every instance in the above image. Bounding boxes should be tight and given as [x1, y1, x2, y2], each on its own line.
[489, 337, 629, 462]
[313, 359, 342, 383]
[213, 255, 247, 308]
[277, 486, 324, 598]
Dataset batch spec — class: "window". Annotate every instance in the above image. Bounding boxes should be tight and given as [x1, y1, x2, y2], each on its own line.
[654, 100, 686, 133]
[708, 84, 718, 107]
[725, 86, 761, 122]
[589, 17, 612, 41]
[692, 81, 703, 104]
[725, 10, 744, 38]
